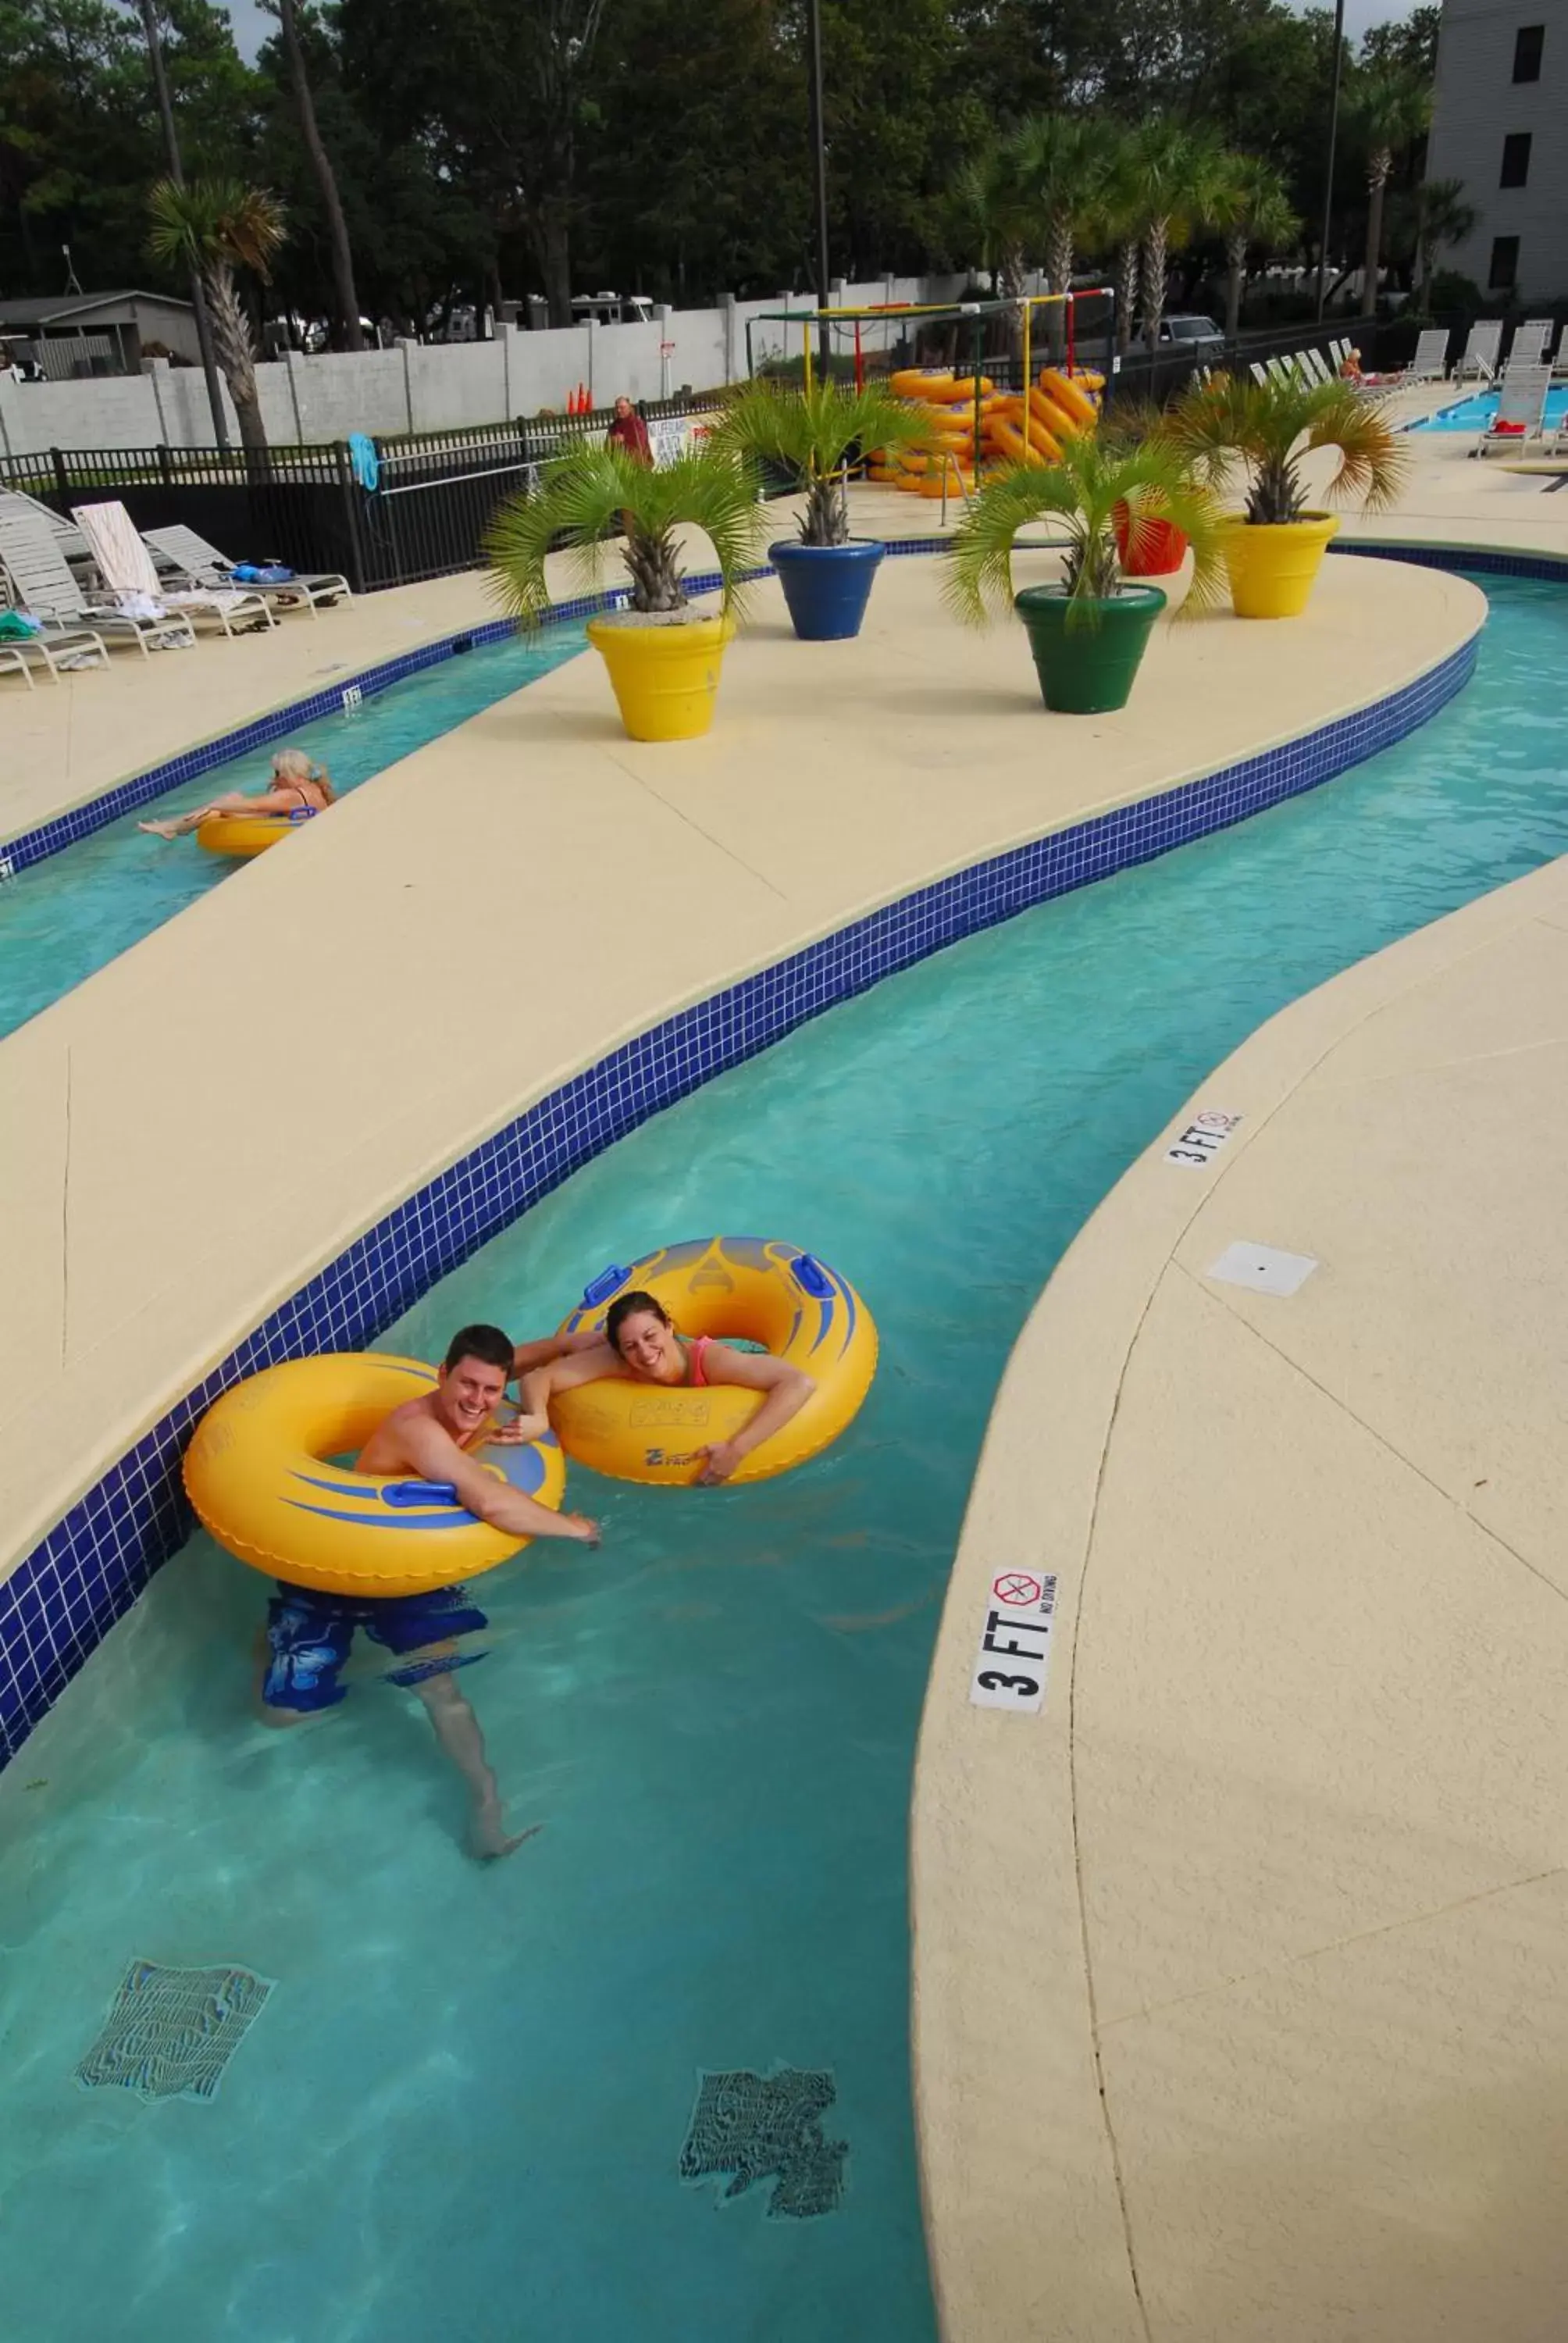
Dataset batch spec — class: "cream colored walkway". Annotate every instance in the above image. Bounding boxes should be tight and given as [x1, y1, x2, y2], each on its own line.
[914, 853, 1568, 2342]
[0, 551, 1480, 1586]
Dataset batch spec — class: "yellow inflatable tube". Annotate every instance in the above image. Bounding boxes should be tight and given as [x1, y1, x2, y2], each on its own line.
[197, 809, 317, 860]
[184, 1354, 568, 1598]
[551, 1236, 878, 1487]
[1038, 367, 1098, 430]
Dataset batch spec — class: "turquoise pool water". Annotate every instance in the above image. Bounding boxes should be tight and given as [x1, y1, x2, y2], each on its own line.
[1413, 385, 1568, 430]
[0, 620, 586, 1040]
[1, 576, 1565, 2341]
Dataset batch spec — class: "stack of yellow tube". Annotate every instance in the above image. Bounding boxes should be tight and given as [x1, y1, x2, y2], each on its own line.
[867, 368, 996, 496]
[864, 365, 1103, 494]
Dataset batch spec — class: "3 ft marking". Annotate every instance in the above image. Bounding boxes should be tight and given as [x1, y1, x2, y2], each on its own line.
[1164, 1108, 1242, 1168]
[969, 1571, 1059, 1715]
[340, 683, 363, 714]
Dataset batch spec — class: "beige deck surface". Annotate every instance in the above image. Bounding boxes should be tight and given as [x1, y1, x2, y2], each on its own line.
[0, 547, 1480, 1586]
[913, 852, 1568, 2341]
[0, 496, 953, 843]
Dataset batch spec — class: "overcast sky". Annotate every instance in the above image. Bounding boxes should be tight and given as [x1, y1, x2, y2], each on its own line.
[222, 0, 1413, 70]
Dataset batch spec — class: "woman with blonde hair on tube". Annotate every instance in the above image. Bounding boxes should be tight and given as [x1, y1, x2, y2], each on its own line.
[139, 747, 335, 840]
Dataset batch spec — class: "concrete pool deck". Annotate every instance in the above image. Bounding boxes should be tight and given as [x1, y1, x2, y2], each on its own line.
[913, 850, 1568, 2341]
[0, 548, 1482, 1592]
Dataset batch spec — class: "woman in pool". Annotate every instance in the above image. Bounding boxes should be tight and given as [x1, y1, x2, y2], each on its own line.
[515, 1289, 814, 1485]
[138, 747, 334, 840]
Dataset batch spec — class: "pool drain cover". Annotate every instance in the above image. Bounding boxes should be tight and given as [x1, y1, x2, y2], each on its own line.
[679, 2065, 847, 2218]
[1205, 1241, 1319, 1298]
[75, 1960, 275, 2103]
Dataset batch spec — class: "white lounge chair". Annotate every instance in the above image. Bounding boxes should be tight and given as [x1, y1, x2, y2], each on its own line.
[1397, 328, 1450, 383]
[1300, 348, 1334, 383]
[1474, 366, 1551, 455]
[71, 502, 274, 639]
[0, 612, 111, 685]
[1511, 319, 1555, 370]
[142, 523, 351, 618]
[0, 507, 194, 658]
[1453, 320, 1502, 383]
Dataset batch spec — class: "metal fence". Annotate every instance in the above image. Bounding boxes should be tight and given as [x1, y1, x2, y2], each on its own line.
[0, 325, 1445, 595]
[1, 392, 724, 594]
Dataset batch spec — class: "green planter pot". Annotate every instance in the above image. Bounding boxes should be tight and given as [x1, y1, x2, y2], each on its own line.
[1014, 582, 1167, 715]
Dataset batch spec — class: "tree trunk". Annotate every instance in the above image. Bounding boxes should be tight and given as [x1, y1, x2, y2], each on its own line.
[207, 263, 268, 448]
[1362, 154, 1390, 317]
[277, 0, 364, 351]
[1116, 243, 1139, 353]
[1142, 220, 1170, 355]
[1225, 232, 1245, 340]
[537, 202, 573, 329]
[1046, 219, 1074, 360]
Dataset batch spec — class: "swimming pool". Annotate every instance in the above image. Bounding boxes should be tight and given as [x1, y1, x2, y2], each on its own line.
[1413, 385, 1568, 430]
[0, 619, 586, 1040]
[1, 574, 1565, 2341]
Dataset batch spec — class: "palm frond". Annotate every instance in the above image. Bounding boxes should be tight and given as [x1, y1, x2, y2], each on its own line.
[484, 442, 768, 625]
[1167, 369, 1406, 522]
[946, 431, 1224, 624]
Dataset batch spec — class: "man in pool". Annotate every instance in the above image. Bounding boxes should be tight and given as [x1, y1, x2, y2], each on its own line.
[258, 1321, 601, 1860]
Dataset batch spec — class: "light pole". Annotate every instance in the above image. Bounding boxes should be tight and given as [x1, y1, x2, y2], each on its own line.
[805, 0, 832, 378]
[1315, 0, 1348, 323]
[129, 0, 230, 448]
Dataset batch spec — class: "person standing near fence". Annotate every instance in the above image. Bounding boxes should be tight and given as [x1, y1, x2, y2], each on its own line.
[606, 395, 653, 465]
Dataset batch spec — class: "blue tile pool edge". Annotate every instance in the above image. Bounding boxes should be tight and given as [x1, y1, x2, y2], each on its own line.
[0, 542, 952, 875]
[0, 568, 1494, 1766]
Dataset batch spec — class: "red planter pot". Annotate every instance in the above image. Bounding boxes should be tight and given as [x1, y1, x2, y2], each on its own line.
[1113, 504, 1188, 578]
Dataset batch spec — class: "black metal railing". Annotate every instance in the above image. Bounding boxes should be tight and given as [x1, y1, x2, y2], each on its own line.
[1, 395, 729, 594]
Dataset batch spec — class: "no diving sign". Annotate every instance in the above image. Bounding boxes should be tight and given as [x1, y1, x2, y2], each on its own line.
[968, 1570, 1059, 1714]
[1165, 1109, 1242, 1168]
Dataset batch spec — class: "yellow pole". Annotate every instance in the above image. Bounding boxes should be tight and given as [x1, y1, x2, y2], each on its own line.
[1022, 296, 1032, 417]
[803, 316, 813, 395]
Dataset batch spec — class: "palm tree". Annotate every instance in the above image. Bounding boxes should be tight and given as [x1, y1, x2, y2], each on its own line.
[945, 430, 1225, 615]
[1351, 65, 1432, 316]
[275, 0, 363, 351]
[1166, 369, 1408, 526]
[148, 178, 286, 450]
[1010, 113, 1110, 355]
[1411, 176, 1477, 302]
[713, 380, 927, 545]
[1092, 134, 1146, 358]
[948, 140, 1036, 302]
[1118, 119, 1234, 355]
[483, 442, 767, 621]
[1210, 156, 1299, 342]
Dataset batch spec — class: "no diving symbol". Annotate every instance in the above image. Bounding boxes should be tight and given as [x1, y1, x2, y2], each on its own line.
[992, 1571, 1040, 1607]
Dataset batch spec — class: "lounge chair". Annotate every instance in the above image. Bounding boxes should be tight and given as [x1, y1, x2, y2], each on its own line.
[1301, 348, 1334, 383]
[1474, 366, 1550, 455]
[1511, 319, 1555, 370]
[1453, 320, 1503, 384]
[141, 523, 351, 618]
[0, 485, 91, 563]
[0, 623, 111, 687]
[1395, 328, 1450, 383]
[0, 506, 195, 658]
[71, 501, 274, 639]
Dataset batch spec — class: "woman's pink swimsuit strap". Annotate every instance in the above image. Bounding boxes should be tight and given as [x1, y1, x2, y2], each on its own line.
[686, 1336, 712, 1389]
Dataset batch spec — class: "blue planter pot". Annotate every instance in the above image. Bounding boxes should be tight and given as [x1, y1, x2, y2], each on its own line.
[769, 537, 886, 641]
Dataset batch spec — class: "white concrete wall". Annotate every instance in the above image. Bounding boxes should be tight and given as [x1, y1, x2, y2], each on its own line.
[0, 271, 984, 455]
[1427, 0, 1568, 298]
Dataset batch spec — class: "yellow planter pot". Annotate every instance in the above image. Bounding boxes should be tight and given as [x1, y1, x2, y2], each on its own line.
[1221, 512, 1339, 619]
[586, 610, 736, 741]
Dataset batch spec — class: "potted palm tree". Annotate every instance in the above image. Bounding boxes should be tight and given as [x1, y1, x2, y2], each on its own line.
[713, 380, 928, 640]
[1167, 371, 1407, 619]
[946, 434, 1224, 714]
[484, 443, 768, 741]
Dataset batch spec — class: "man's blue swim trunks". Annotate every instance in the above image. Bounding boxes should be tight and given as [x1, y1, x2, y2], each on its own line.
[262, 1581, 490, 1713]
